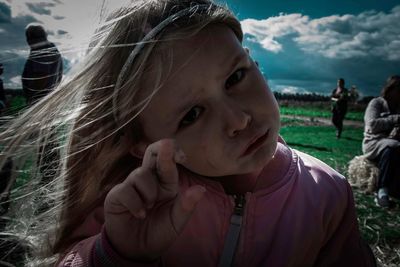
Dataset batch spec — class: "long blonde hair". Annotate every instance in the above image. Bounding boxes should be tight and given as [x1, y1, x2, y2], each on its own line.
[0, 0, 242, 265]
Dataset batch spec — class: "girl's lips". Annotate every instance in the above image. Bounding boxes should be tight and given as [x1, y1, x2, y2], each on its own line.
[241, 130, 269, 157]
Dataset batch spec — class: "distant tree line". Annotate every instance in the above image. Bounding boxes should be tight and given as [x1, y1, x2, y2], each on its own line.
[273, 91, 375, 104]
[273, 92, 330, 102]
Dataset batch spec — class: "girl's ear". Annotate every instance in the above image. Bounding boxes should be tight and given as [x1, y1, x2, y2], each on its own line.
[120, 131, 148, 159]
[129, 142, 148, 159]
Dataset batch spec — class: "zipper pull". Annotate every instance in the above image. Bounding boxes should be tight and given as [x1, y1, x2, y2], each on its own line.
[233, 194, 245, 216]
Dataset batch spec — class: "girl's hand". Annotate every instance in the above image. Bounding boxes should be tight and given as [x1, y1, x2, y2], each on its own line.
[104, 139, 206, 261]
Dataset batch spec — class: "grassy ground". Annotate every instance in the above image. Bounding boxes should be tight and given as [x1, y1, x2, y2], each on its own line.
[280, 119, 363, 172]
[280, 106, 364, 121]
[280, 117, 400, 267]
[278, 99, 366, 121]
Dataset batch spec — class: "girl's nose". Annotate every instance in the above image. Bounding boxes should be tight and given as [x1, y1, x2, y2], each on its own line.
[223, 102, 252, 137]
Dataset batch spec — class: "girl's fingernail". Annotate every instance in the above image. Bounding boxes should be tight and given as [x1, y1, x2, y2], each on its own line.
[174, 149, 186, 163]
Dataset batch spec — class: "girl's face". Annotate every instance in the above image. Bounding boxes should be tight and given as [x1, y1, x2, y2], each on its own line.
[135, 25, 280, 177]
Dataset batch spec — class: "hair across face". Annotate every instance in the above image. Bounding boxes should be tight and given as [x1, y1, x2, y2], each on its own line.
[50, 0, 246, 254]
[63, 0, 243, 189]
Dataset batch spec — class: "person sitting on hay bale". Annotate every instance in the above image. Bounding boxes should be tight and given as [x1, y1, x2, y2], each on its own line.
[361, 75, 400, 208]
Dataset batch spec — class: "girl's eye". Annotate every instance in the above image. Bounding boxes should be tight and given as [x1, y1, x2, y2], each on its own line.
[179, 106, 204, 128]
[225, 68, 245, 89]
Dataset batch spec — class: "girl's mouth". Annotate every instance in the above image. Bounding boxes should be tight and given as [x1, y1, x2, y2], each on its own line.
[241, 130, 269, 157]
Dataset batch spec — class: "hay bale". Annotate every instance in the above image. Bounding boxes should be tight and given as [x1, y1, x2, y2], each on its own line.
[347, 155, 379, 193]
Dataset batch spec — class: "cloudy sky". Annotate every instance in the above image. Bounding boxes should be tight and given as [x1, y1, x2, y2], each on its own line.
[1, 0, 400, 96]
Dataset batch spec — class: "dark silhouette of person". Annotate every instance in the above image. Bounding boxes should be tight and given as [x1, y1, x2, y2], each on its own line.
[21, 25, 62, 190]
[349, 85, 359, 103]
[331, 78, 349, 138]
[22, 23, 63, 105]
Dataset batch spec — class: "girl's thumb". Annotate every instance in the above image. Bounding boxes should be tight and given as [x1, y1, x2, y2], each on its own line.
[171, 185, 206, 234]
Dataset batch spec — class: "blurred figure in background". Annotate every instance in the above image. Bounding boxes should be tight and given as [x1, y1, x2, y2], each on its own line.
[331, 78, 349, 139]
[350, 85, 360, 103]
[22, 24, 63, 186]
[362, 75, 400, 208]
[22, 23, 63, 105]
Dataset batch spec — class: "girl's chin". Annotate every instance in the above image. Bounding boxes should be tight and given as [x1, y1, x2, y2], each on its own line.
[183, 144, 277, 177]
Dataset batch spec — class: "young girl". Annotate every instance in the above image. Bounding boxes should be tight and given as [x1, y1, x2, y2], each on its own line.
[0, 0, 376, 266]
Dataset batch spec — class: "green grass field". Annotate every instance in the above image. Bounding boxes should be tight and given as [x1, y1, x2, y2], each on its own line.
[280, 123, 363, 173]
[280, 106, 364, 121]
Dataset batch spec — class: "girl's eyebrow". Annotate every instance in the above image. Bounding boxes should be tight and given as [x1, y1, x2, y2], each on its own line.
[218, 50, 247, 79]
[219, 51, 247, 80]
[167, 93, 200, 125]
[166, 50, 248, 125]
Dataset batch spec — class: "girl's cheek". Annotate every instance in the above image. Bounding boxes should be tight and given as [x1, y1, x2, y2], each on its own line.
[196, 139, 209, 155]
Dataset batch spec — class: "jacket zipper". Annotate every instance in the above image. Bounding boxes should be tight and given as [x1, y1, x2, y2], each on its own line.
[233, 194, 246, 217]
[218, 194, 246, 267]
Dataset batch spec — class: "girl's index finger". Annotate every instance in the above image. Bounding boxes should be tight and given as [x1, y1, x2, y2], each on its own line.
[141, 139, 184, 195]
[141, 143, 158, 171]
[141, 139, 174, 170]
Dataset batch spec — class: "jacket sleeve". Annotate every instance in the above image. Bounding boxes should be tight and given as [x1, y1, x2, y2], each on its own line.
[364, 98, 400, 134]
[314, 182, 376, 267]
[57, 207, 162, 267]
[330, 88, 336, 98]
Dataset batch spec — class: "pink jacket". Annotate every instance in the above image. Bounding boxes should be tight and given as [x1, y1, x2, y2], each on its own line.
[58, 143, 375, 267]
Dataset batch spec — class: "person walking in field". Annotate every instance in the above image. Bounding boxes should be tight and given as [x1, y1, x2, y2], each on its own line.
[331, 78, 349, 139]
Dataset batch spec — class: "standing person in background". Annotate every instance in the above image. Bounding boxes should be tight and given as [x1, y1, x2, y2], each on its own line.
[350, 85, 359, 103]
[331, 78, 349, 139]
[22, 24, 63, 186]
[362, 75, 400, 208]
[22, 23, 63, 105]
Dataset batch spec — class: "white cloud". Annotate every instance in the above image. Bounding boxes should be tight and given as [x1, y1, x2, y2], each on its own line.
[241, 14, 307, 52]
[275, 85, 311, 94]
[241, 5, 400, 61]
[8, 75, 22, 88]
